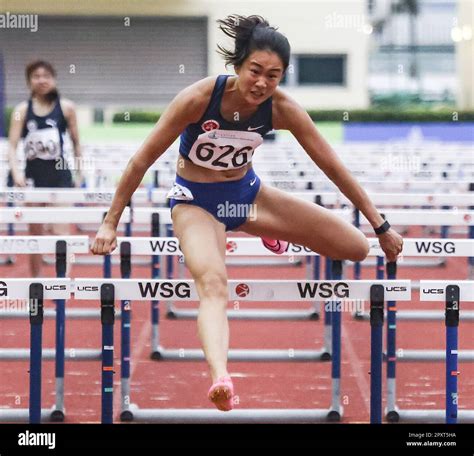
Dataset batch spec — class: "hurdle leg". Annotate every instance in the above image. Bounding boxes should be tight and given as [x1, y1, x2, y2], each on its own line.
[29, 283, 44, 424]
[310, 255, 320, 319]
[52, 240, 67, 421]
[385, 262, 398, 422]
[328, 260, 343, 421]
[322, 257, 332, 360]
[150, 214, 161, 357]
[445, 285, 460, 424]
[370, 284, 384, 424]
[100, 284, 115, 424]
[119, 242, 132, 420]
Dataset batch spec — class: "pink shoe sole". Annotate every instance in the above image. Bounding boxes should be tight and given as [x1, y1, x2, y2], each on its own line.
[208, 376, 234, 412]
[261, 237, 289, 255]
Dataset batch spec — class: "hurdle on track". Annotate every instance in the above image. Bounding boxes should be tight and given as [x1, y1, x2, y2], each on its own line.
[107, 236, 405, 365]
[353, 238, 474, 323]
[0, 236, 99, 422]
[0, 207, 136, 269]
[72, 276, 411, 423]
[385, 281, 474, 424]
[0, 279, 71, 423]
[0, 234, 119, 325]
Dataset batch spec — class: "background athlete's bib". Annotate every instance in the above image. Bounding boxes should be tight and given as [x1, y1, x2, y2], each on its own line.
[187, 129, 263, 170]
[24, 127, 62, 161]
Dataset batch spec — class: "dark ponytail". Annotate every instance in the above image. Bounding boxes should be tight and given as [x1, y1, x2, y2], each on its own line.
[217, 15, 290, 71]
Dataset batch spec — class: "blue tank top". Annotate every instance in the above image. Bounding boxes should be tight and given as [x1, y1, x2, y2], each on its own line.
[179, 75, 273, 171]
[21, 96, 68, 161]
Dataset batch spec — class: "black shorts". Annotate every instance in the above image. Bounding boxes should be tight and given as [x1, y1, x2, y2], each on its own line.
[22, 159, 74, 188]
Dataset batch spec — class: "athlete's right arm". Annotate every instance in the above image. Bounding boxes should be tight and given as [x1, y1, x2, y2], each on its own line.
[91, 77, 214, 255]
[7, 102, 28, 187]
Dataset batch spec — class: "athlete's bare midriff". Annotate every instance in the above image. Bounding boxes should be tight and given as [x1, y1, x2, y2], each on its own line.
[176, 155, 252, 183]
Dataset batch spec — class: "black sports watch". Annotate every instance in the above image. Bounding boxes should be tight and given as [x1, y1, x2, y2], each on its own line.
[374, 220, 391, 235]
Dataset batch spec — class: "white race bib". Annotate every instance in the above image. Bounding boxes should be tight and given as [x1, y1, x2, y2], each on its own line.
[187, 129, 263, 170]
[24, 128, 61, 161]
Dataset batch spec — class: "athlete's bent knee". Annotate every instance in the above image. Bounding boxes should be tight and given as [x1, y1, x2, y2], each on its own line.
[347, 237, 370, 262]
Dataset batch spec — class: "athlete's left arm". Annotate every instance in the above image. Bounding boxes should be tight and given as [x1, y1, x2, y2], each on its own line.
[273, 92, 403, 261]
[62, 99, 83, 186]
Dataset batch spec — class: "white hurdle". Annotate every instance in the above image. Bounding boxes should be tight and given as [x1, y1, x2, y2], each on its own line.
[354, 238, 474, 323]
[0, 278, 72, 423]
[390, 281, 474, 423]
[0, 235, 119, 322]
[73, 277, 411, 423]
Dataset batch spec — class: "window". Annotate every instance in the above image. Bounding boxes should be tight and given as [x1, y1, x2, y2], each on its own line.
[297, 55, 346, 86]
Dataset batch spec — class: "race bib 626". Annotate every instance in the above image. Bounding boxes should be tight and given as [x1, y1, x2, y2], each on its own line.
[187, 129, 263, 170]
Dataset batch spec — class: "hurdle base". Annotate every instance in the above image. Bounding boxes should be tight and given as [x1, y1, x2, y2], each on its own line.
[150, 347, 331, 362]
[0, 406, 62, 423]
[396, 349, 474, 362]
[394, 409, 474, 423]
[386, 407, 400, 423]
[50, 408, 65, 422]
[126, 404, 338, 423]
[0, 348, 102, 361]
[354, 309, 474, 322]
[166, 307, 320, 321]
[0, 308, 122, 320]
[120, 410, 134, 422]
[327, 409, 342, 422]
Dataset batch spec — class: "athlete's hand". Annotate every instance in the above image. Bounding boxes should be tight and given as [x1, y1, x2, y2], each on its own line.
[12, 172, 26, 187]
[91, 221, 118, 255]
[377, 228, 403, 263]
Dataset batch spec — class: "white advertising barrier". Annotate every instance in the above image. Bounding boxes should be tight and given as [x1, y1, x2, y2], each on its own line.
[0, 207, 131, 224]
[112, 237, 474, 257]
[419, 281, 474, 302]
[0, 278, 71, 299]
[73, 279, 411, 302]
[0, 236, 89, 254]
[359, 210, 474, 226]
[0, 188, 148, 204]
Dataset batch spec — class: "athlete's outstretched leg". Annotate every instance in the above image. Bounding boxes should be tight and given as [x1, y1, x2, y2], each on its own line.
[240, 184, 370, 261]
[171, 203, 233, 411]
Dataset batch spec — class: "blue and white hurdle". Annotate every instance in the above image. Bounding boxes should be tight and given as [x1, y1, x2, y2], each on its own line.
[0, 278, 71, 423]
[354, 238, 474, 323]
[73, 277, 411, 423]
[0, 237, 88, 422]
[375, 281, 474, 424]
